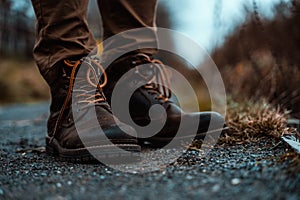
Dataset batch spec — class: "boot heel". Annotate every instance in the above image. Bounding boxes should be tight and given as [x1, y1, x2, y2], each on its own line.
[45, 137, 58, 156]
[46, 145, 57, 156]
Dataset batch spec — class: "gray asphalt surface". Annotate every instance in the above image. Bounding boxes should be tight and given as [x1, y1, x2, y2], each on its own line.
[0, 103, 299, 200]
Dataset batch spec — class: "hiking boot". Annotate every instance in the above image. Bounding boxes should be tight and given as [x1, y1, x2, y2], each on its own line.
[46, 57, 140, 163]
[104, 53, 225, 147]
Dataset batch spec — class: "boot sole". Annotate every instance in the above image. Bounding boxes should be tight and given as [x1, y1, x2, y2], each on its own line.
[46, 137, 141, 164]
[138, 127, 228, 148]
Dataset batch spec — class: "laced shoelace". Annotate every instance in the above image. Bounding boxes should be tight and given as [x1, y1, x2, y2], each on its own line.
[49, 58, 107, 144]
[133, 53, 172, 102]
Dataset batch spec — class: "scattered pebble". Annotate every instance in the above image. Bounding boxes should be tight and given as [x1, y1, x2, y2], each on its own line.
[41, 172, 47, 176]
[231, 178, 241, 185]
[212, 184, 221, 192]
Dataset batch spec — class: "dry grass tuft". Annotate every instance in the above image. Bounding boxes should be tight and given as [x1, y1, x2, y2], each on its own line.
[220, 98, 298, 144]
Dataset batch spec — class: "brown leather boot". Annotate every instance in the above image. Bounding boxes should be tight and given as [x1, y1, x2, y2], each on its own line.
[103, 53, 225, 148]
[46, 57, 140, 163]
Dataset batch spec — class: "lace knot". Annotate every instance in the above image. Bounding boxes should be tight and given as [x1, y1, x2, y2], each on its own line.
[134, 53, 172, 101]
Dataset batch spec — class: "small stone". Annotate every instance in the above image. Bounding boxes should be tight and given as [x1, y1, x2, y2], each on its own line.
[231, 178, 241, 185]
[41, 172, 47, 176]
[0, 188, 4, 195]
[99, 175, 106, 180]
[56, 183, 62, 188]
[212, 184, 221, 192]
[80, 187, 86, 192]
[67, 181, 72, 186]
[186, 175, 193, 180]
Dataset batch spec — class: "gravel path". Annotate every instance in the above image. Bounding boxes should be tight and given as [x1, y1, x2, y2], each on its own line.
[0, 103, 299, 200]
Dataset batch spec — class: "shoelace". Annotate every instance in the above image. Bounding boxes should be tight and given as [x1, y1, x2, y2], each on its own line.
[50, 57, 107, 144]
[133, 53, 172, 102]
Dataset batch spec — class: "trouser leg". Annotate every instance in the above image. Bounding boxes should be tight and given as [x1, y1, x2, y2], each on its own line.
[31, 0, 96, 84]
[97, 0, 158, 62]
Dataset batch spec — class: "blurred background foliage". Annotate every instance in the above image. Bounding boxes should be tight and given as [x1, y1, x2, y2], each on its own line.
[0, 0, 34, 58]
[0, 0, 299, 119]
[212, 0, 300, 118]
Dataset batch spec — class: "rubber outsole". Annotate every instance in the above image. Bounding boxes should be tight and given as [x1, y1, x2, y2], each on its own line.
[138, 127, 229, 148]
[46, 137, 141, 164]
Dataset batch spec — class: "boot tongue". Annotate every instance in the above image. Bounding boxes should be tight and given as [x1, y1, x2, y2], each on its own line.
[72, 59, 112, 112]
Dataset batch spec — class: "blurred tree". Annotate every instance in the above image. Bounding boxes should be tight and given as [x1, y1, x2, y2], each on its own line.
[0, 0, 11, 57]
[0, 0, 34, 58]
